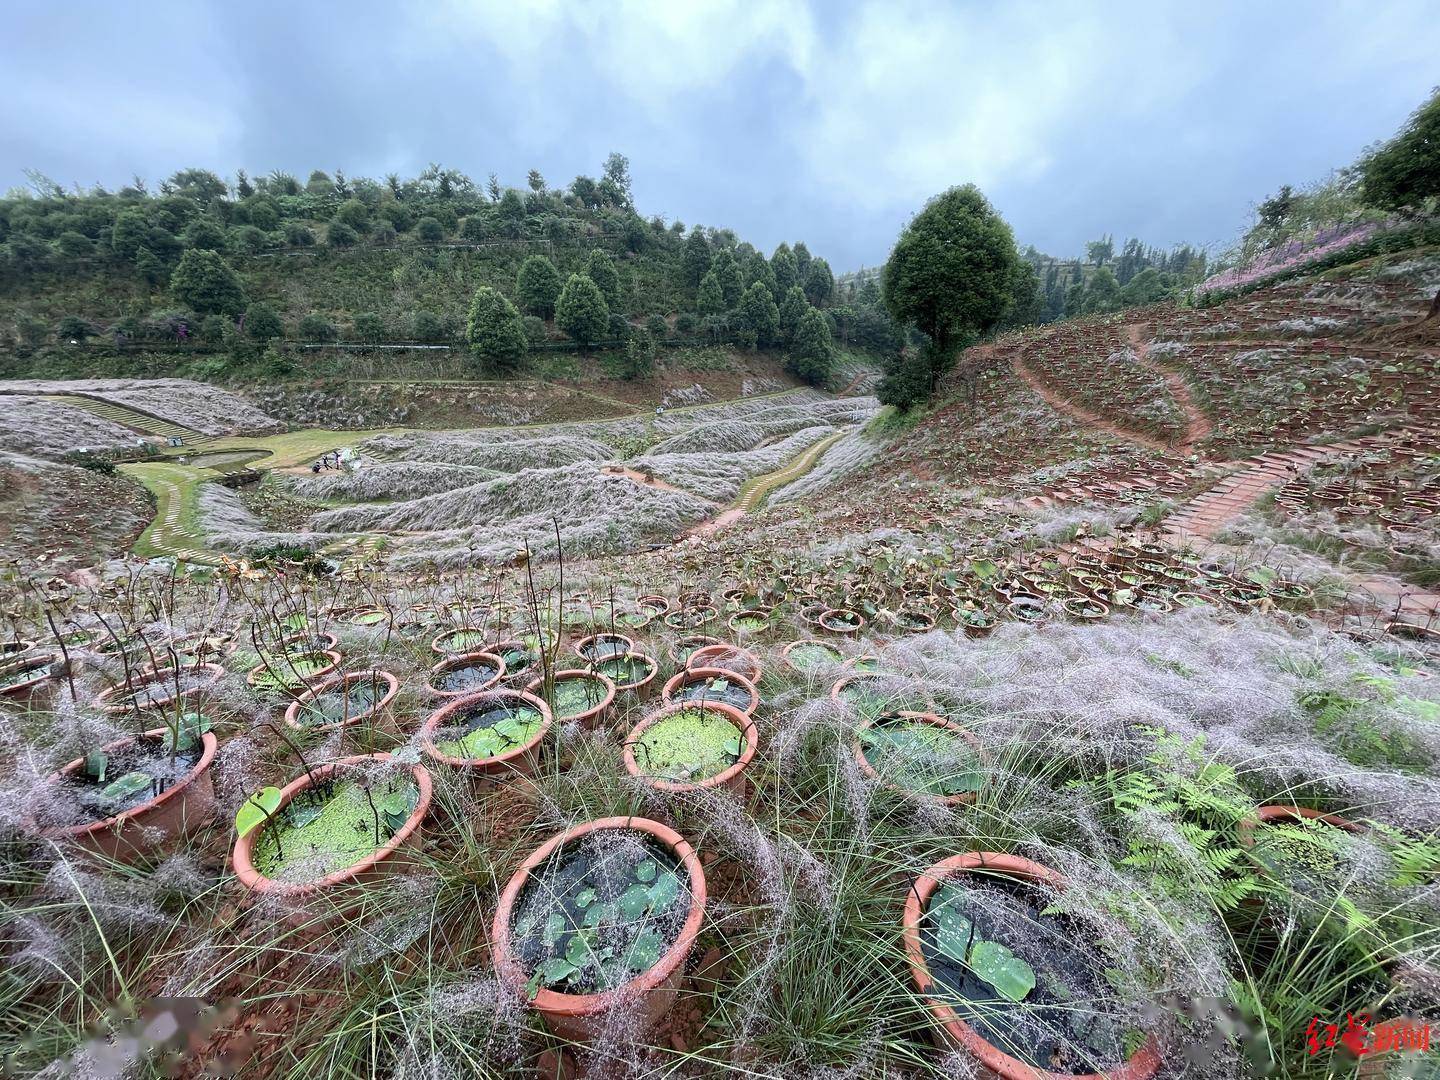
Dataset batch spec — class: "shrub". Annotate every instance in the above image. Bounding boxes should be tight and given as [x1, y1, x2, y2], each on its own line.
[182, 217, 228, 251]
[169, 249, 247, 315]
[297, 313, 336, 342]
[608, 313, 630, 339]
[284, 222, 314, 247]
[230, 224, 267, 254]
[370, 220, 396, 245]
[465, 286, 528, 371]
[624, 326, 657, 379]
[56, 315, 95, 342]
[411, 310, 450, 342]
[645, 314, 668, 341]
[326, 221, 359, 248]
[199, 313, 231, 343]
[333, 198, 371, 231]
[674, 312, 697, 335]
[522, 315, 547, 346]
[415, 216, 445, 243]
[244, 302, 284, 342]
[352, 312, 385, 341]
[585, 249, 622, 309]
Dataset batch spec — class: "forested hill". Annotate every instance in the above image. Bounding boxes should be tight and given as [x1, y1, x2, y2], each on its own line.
[0, 156, 902, 384]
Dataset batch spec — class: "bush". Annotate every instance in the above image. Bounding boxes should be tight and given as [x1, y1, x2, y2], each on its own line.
[284, 222, 314, 247]
[199, 313, 231, 343]
[623, 327, 657, 380]
[380, 202, 414, 232]
[230, 225, 267, 254]
[674, 312, 697, 335]
[585, 249, 622, 309]
[182, 217, 228, 251]
[61, 450, 116, 475]
[333, 198, 371, 232]
[326, 221, 359, 248]
[371, 220, 396, 245]
[556, 273, 610, 347]
[415, 216, 445, 243]
[608, 313, 630, 339]
[516, 255, 562, 319]
[169, 249, 247, 315]
[522, 315, 547, 346]
[352, 312, 385, 341]
[411, 310, 451, 342]
[298, 313, 337, 342]
[645, 314, 668, 341]
[56, 315, 95, 342]
[244, 302, 284, 342]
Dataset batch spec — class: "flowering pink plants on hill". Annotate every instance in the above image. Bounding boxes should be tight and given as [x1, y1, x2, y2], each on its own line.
[1197, 221, 1384, 296]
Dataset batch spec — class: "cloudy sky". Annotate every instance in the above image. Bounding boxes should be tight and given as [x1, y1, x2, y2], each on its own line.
[2, 0, 1434, 271]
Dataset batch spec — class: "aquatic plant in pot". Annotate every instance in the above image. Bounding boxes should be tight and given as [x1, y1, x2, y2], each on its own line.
[574, 632, 635, 663]
[246, 649, 342, 698]
[232, 752, 431, 901]
[623, 700, 757, 795]
[284, 669, 399, 732]
[855, 711, 984, 804]
[1, 651, 62, 707]
[819, 608, 865, 634]
[488, 638, 540, 683]
[661, 665, 761, 717]
[528, 669, 616, 729]
[420, 688, 553, 776]
[38, 710, 219, 863]
[668, 635, 722, 668]
[953, 602, 997, 638]
[591, 650, 659, 697]
[903, 852, 1163, 1080]
[779, 638, 843, 674]
[429, 626, 491, 657]
[727, 608, 772, 636]
[426, 650, 506, 699]
[491, 816, 706, 1043]
[96, 661, 225, 715]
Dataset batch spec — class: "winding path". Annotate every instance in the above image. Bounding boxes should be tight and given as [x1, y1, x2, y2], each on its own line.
[1012, 354, 1173, 454]
[683, 429, 850, 540]
[1126, 323, 1212, 453]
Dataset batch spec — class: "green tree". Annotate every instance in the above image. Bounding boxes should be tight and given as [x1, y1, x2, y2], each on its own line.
[1119, 267, 1169, 307]
[516, 255, 563, 319]
[555, 273, 610, 347]
[778, 285, 808, 345]
[585, 249, 622, 309]
[111, 209, 151, 259]
[712, 248, 743, 307]
[182, 217, 228, 251]
[1081, 267, 1122, 314]
[298, 313, 336, 341]
[880, 184, 1017, 401]
[697, 270, 726, 317]
[169, 249, 247, 315]
[416, 216, 445, 243]
[682, 226, 712, 287]
[803, 257, 834, 306]
[788, 308, 835, 386]
[623, 326, 657, 379]
[792, 241, 812, 283]
[771, 243, 798, 296]
[738, 282, 780, 348]
[1359, 87, 1440, 213]
[53, 231, 93, 260]
[1000, 263, 1044, 329]
[465, 286, 528, 369]
[411, 310, 450, 341]
[1086, 237, 1113, 266]
[244, 302, 283, 342]
[135, 246, 166, 285]
[334, 199, 371, 232]
[645, 314, 668, 341]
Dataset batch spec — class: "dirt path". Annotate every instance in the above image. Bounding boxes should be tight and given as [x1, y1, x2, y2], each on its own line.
[680, 429, 849, 541]
[600, 465, 684, 493]
[1126, 323, 1212, 453]
[1012, 356, 1174, 454]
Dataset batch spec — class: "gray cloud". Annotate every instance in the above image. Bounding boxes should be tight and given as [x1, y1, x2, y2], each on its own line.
[1, 0, 1433, 270]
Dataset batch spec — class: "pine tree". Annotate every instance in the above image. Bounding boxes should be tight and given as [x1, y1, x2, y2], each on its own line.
[682, 226, 712, 287]
[803, 257, 835, 306]
[778, 285, 808, 345]
[738, 282, 780, 348]
[516, 255, 563, 319]
[788, 308, 835, 386]
[712, 248, 743, 308]
[465, 286, 528, 370]
[697, 270, 726, 317]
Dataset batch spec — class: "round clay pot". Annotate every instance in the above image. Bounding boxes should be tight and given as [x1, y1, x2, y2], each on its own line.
[487, 639, 539, 683]
[2, 638, 37, 659]
[662, 666, 760, 716]
[854, 711, 984, 805]
[594, 650, 660, 698]
[685, 644, 762, 684]
[284, 669, 400, 732]
[430, 626, 492, 657]
[96, 662, 225, 716]
[420, 689, 553, 775]
[41, 729, 220, 863]
[491, 816, 707, 1043]
[818, 608, 866, 635]
[231, 753, 432, 900]
[727, 609, 772, 637]
[573, 632, 635, 663]
[426, 650, 506, 699]
[1, 653, 62, 708]
[668, 635, 722, 668]
[623, 699, 757, 796]
[1062, 597, 1110, 621]
[1236, 804, 1364, 850]
[902, 851, 1164, 1080]
[638, 594, 671, 615]
[527, 669, 617, 730]
[779, 639, 844, 675]
[246, 650, 342, 698]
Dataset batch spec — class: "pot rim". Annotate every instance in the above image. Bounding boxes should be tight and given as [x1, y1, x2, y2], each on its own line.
[283, 669, 401, 731]
[425, 650, 507, 698]
[661, 665, 760, 716]
[853, 710, 983, 806]
[622, 698, 759, 793]
[419, 688, 553, 768]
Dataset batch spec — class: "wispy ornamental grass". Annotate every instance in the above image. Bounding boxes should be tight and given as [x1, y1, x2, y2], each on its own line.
[0, 398, 139, 458]
[288, 462, 499, 501]
[646, 397, 877, 455]
[637, 426, 841, 502]
[195, 483, 329, 554]
[0, 379, 283, 436]
[769, 426, 883, 504]
[360, 431, 611, 472]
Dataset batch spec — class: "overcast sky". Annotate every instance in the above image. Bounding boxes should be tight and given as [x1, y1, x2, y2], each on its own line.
[2, 0, 1434, 271]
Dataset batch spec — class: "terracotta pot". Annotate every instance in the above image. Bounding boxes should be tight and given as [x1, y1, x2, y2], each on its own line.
[574, 632, 635, 663]
[637, 594, 671, 615]
[1236, 804, 1363, 850]
[1, 653, 62, 707]
[486, 639, 539, 683]
[41, 729, 220, 863]
[854, 711, 983, 805]
[2, 638, 37, 659]
[420, 689, 553, 776]
[1062, 597, 1109, 621]
[96, 662, 225, 716]
[284, 669, 400, 732]
[779, 639, 844, 674]
[668, 635, 722, 668]
[429, 626, 492, 657]
[662, 666, 760, 716]
[231, 753, 432, 900]
[426, 650, 506, 699]
[594, 650, 660, 698]
[818, 608, 866, 635]
[685, 644, 762, 684]
[246, 650, 342, 698]
[902, 851, 1164, 1080]
[622, 699, 758, 796]
[491, 816, 706, 1043]
[526, 669, 617, 730]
